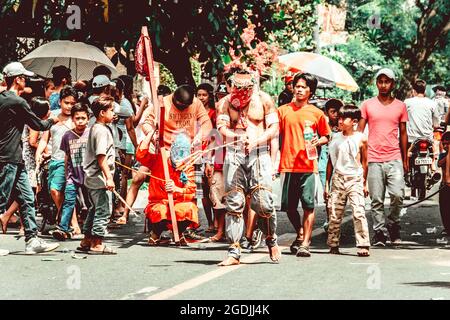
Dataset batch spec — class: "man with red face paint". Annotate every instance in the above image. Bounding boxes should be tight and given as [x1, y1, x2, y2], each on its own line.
[216, 69, 281, 266]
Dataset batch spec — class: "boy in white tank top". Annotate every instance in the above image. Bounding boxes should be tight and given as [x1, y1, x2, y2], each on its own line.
[325, 105, 371, 257]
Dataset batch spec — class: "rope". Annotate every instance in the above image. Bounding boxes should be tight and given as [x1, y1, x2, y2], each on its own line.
[401, 185, 445, 208]
[114, 160, 166, 182]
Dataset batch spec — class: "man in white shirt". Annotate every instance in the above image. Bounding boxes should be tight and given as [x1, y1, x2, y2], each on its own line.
[405, 79, 440, 144]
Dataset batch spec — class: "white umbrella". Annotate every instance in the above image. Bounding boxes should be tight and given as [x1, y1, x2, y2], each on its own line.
[21, 40, 117, 81]
[278, 52, 359, 92]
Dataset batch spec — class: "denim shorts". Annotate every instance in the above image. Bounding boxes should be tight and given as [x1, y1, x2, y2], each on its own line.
[48, 160, 66, 191]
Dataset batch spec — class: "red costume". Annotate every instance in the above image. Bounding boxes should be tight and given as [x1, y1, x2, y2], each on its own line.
[135, 147, 199, 229]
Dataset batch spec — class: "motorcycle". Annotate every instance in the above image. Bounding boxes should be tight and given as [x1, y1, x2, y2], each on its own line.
[408, 138, 441, 200]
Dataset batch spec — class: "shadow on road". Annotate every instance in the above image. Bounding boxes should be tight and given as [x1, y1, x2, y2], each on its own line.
[403, 281, 450, 289]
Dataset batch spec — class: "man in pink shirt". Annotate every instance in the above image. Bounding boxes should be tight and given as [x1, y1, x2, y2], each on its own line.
[358, 68, 408, 247]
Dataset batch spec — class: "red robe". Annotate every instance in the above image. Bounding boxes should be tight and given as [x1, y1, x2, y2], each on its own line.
[135, 147, 199, 228]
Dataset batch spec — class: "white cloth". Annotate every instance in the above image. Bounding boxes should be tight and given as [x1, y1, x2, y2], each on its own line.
[329, 131, 364, 177]
[405, 96, 439, 143]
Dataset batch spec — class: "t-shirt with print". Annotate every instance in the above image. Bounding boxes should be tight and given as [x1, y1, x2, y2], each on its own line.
[60, 128, 89, 186]
[360, 97, 408, 163]
[144, 94, 213, 149]
[83, 123, 115, 189]
[278, 103, 331, 173]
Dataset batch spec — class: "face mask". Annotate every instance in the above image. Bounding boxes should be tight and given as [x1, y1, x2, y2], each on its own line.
[170, 133, 191, 184]
[230, 87, 253, 110]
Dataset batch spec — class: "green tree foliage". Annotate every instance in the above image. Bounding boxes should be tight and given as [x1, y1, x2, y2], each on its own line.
[269, 0, 319, 53]
[343, 0, 449, 99]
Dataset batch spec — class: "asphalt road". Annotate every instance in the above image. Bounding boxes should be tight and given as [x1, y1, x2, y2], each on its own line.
[1, 182, 449, 301]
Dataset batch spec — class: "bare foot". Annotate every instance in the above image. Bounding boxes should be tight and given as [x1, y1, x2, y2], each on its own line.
[0, 214, 7, 234]
[18, 227, 24, 236]
[329, 247, 340, 255]
[72, 226, 81, 235]
[268, 244, 281, 263]
[357, 247, 370, 257]
[115, 215, 128, 225]
[218, 256, 240, 266]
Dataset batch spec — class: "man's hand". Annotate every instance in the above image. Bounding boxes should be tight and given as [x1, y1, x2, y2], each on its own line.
[310, 134, 320, 148]
[403, 159, 409, 174]
[165, 179, 175, 193]
[105, 176, 115, 191]
[141, 96, 149, 109]
[363, 184, 369, 198]
[323, 190, 329, 202]
[113, 114, 119, 124]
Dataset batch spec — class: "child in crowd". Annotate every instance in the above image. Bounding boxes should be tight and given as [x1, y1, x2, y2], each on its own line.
[325, 105, 371, 257]
[53, 104, 90, 241]
[36, 86, 78, 231]
[318, 99, 343, 230]
[78, 96, 117, 254]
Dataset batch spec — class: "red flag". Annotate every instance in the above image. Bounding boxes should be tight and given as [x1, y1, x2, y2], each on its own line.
[135, 35, 150, 80]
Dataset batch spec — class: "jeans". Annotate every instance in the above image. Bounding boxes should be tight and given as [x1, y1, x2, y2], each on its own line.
[0, 162, 38, 242]
[83, 188, 112, 238]
[59, 183, 77, 233]
[367, 159, 405, 235]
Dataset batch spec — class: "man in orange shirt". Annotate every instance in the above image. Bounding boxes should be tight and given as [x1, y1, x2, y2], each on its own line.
[143, 85, 213, 240]
[278, 73, 331, 257]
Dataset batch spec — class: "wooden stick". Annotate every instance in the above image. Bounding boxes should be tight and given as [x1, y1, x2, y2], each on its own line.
[141, 26, 180, 244]
[99, 176, 139, 216]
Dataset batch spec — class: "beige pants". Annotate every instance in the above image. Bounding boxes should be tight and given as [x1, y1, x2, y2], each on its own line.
[327, 173, 370, 248]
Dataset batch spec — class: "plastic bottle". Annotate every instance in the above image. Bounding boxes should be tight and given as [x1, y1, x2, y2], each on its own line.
[304, 121, 318, 160]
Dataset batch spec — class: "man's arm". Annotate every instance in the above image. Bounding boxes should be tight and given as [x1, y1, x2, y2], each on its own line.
[97, 154, 114, 191]
[20, 100, 57, 131]
[400, 122, 409, 172]
[361, 137, 369, 197]
[324, 157, 333, 201]
[133, 97, 149, 127]
[35, 130, 50, 167]
[358, 118, 367, 133]
[125, 117, 138, 149]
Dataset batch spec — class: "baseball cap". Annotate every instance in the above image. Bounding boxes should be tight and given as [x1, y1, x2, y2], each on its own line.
[216, 82, 228, 94]
[284, 76, 293, 84]
[92, 75, 114, 89]
[375, 68, 396, 81]
[433, 85, 446, 93]
[2, 62, 35, 78]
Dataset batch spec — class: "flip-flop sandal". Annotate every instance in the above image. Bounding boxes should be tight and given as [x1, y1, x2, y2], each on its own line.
[76, 245, 90, 253]
[88, 246, 117, 255]
[148, 237, 160, 246]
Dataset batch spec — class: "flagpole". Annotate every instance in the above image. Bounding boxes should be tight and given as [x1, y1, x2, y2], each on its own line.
[140, 26, 180, 244]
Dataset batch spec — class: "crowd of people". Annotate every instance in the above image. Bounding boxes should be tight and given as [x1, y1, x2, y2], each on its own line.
[0, 61, 449, 265]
